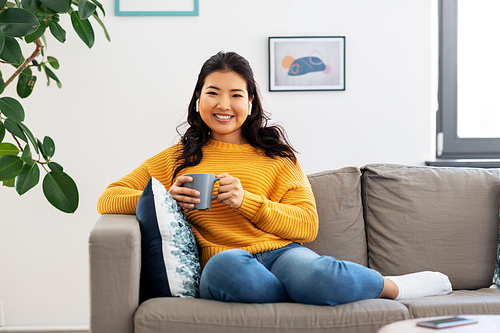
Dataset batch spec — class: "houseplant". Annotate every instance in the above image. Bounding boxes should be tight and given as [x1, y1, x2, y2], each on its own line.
[0, 0, 109, 213]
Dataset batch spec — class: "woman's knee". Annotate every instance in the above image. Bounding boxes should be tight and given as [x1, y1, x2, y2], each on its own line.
[200, 249, 289, 303]
[200, 249, 250, 287]
[204, 249, 251, 272]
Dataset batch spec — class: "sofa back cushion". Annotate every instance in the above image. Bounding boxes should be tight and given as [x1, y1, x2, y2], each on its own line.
[306, 167, 367, 266]
[362, 164, 500, 290]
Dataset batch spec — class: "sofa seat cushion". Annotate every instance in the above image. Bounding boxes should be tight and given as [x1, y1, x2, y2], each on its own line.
[307, 167, 367, 266]
[362, 164, 500, 290]
[134, 298, 410, 333]
[398, 289, 500, 318]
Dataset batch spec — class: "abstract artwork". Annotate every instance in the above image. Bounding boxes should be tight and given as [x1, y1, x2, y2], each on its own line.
[269, 37, 345, 91]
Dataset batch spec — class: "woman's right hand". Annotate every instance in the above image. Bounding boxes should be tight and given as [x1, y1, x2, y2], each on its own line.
[169, 175, 200, 210]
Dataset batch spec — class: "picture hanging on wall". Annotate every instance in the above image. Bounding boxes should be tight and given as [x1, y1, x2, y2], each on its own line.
[269, 36, 345, 91]
[115, 0, 199, 16]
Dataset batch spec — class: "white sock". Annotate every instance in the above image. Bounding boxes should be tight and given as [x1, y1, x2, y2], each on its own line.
[385, 271, 452, 300]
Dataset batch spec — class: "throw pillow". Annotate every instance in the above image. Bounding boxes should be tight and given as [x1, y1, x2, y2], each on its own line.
[493, 213, 500, 288]
[136, 177, 201, 303]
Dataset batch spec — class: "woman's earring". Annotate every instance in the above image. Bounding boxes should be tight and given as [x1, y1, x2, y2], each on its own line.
[196, 99, 199, 112]
[248, 102, 252, 115]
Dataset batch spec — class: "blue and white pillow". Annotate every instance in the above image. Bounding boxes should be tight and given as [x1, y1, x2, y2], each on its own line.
[136, 177, 201, 302]
[492, 183, 500, 289]
[492, 226, 500, 289]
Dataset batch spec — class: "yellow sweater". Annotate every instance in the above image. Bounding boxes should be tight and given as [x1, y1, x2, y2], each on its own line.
[97, 139, 319, 266]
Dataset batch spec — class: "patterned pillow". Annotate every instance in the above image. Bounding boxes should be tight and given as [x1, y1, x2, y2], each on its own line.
[493, 225, 500, 289]
[136, 177, 201, 303]
[493, 182, 500, 289]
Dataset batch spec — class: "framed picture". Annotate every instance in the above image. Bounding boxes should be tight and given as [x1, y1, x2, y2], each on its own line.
[269, 36, 345, 91]
[115, 0, 199, 16]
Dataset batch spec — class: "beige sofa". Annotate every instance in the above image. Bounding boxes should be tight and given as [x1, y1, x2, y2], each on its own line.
[89, 164, 500, 333]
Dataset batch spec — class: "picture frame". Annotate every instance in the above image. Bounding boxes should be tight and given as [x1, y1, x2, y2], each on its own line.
[269, 36, 345, 91]
[115, 0, 199, 16]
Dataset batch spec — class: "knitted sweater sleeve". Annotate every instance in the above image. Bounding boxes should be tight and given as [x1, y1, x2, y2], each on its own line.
[237, 160, 319, 243]
[96, 161, 153, 215]
[97, 145, 179, 215]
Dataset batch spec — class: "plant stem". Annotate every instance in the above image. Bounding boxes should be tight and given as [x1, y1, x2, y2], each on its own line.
[11, 133, 23, 151]
[4, 39, 44, 88]
[11, 133, 48, 165]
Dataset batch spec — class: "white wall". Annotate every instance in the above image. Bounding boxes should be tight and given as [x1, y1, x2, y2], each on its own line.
[0, 0, 434, 327]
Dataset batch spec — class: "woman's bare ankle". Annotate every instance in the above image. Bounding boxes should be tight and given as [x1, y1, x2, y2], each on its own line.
[379, 278, 399, 299]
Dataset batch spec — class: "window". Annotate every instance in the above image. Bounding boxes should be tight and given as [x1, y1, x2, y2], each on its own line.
[433, 0, 500, 166]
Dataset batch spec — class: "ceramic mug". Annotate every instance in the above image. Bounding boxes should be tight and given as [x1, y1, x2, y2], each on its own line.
[181, 173, 221, 210]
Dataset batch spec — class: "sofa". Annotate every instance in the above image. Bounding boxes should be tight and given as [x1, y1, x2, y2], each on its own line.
[89, 164, 500, 333]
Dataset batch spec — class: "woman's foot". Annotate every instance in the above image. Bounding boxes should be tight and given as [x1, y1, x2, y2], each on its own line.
[382, 271, 452, 300]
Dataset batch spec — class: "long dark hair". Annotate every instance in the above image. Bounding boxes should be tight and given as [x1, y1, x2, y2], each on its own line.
[172, 51, 297, 182]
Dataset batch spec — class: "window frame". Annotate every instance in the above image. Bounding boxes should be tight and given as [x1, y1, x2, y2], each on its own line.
[437, 0, 500, 160]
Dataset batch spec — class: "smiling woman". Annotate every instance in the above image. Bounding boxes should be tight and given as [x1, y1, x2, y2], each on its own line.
[197, 71, 252, 145]
[97, 51, 452, 307]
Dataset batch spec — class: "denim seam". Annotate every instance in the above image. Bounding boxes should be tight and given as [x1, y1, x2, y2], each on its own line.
[255, 252, 267, 263]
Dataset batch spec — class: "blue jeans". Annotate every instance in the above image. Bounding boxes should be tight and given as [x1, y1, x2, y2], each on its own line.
[199, 243, 384, 306]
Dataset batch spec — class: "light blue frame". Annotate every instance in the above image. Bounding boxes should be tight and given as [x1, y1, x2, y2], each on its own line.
[115, 0, 199, 16]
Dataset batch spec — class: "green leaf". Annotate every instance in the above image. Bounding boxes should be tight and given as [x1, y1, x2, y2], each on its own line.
[0, 0, 8, 10]
[38, 4, 57, 15]
[22, 0, 41, 13]
[41, 34, 46, 53]
[0, 142, 19, 156]
[90, 0, 104, 16]
[36, 137, 46, 159]
[42, 135, 54, 158]
[22, 0, 41, 12]
[0, 75, 5, 95]
[43, 65, 61, 87]
[46, 12, 59, 22]
[70, 11, 94, 48]
[17, 69, 37, 98]
[91, 12, 109, 42]
[0, 8, 39, 38]
[47, 161, 62, 173]
[0, 121, 4, 142]
[15, 161, 39, 194]
[0, 36, 23, 65]
[0, 97, 25, 121]
[48, 20, 66, 43]
[3, 177, 15, 187]
[78, 0, 96, 20]
[0, 30, 5, 55]
[17, 121, 39, 153]
[0, 154, 23, 180]
[47, 55, 59, 69]
[4, 118, 27, 142]
[43, 171, 78, 213]
[21, 65, 32, 76]
[39, 0, 70, 13]
[32, 59, 42, 72]
[20, 143, 33, 164]
[25, 19, 46, 43]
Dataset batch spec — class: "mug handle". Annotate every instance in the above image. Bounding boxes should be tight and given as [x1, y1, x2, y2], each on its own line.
[212, 178, 221, 199]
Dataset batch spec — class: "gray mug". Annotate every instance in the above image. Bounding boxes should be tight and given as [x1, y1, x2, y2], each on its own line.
[182, 173, 221, 210]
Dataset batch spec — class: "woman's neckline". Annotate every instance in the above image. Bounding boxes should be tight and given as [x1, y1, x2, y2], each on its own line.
[207, 138, 253, 150]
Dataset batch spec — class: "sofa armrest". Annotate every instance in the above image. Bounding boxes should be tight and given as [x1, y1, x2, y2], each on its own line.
[89, 214, 141, 333]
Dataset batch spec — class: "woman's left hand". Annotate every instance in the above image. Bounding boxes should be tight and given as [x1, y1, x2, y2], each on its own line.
[216, 173, 244, 209]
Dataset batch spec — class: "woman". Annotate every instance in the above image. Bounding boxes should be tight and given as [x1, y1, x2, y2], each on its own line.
[97, 51, 452, 305]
